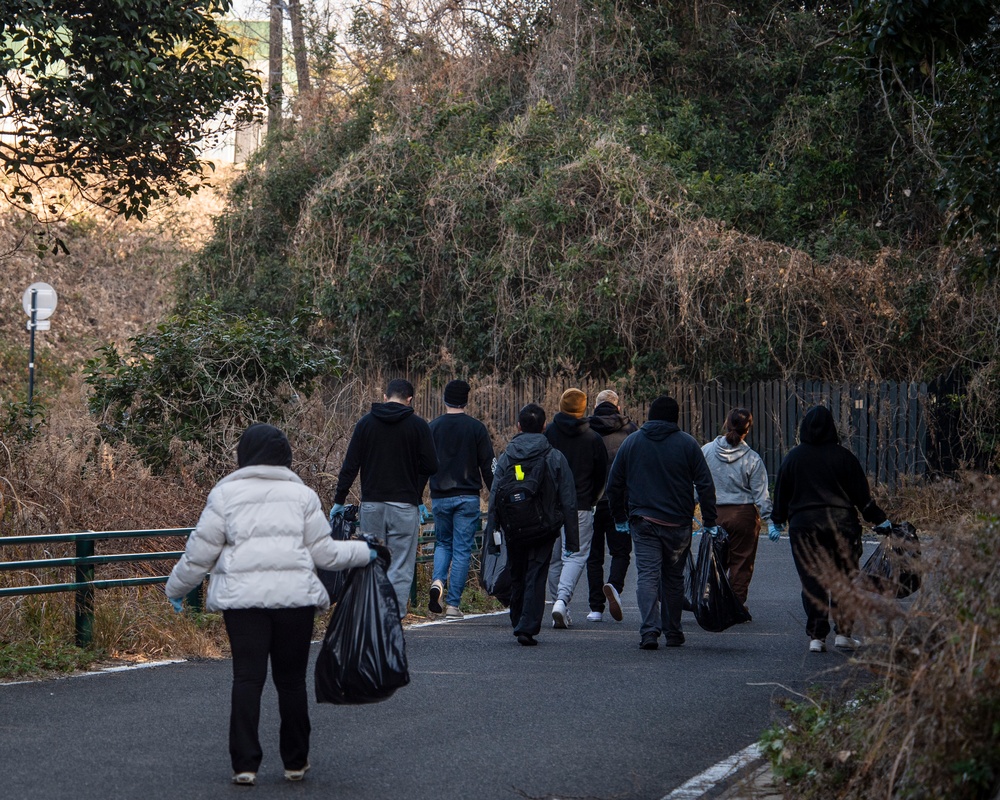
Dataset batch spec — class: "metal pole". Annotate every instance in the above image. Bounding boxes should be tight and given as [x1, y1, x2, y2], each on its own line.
[75, 539, 95, 647]
[27, 288, 37, 420]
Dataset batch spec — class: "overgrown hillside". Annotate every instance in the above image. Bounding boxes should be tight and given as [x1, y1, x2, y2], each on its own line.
[183, 0, 999, 391]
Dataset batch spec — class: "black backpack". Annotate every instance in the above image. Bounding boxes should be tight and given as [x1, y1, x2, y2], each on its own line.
[494, 450, 563, 543]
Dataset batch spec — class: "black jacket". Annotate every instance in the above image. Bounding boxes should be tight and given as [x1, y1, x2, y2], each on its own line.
[428, 412, 495, 499]
[589, 403, 638, 509]
[606, 420, 717, 527]
[772, 406, 886, 533]
[485, 432, 580, 550]
[334, 402, 438, 506]
[544, 412, 608, 510]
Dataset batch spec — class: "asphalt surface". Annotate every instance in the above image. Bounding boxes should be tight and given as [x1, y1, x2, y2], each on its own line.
[0, 536, 873, 800]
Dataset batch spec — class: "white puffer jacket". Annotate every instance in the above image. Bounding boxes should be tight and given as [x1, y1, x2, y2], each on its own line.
[165, 465, 371, 611]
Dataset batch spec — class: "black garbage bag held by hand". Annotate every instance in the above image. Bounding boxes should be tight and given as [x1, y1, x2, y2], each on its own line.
[861, 521, 921, 599]
[692, 527, 751, 632]
[682, 547, 696, 613]
[316, 504, 359, 604]
[315, 556, 410, 705]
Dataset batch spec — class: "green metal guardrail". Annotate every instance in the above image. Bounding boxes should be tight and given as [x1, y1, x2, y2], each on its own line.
[0, 529, 197, 647]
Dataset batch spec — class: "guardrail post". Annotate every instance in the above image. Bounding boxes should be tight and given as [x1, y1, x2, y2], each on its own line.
[185, 580, 204, 613]
[74, 539, 95, 648]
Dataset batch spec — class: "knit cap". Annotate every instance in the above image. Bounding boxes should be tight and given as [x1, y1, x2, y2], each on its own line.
[648, 396, 679, 423]
[443, 379, 470, 407]
[559, 388, 587, 418]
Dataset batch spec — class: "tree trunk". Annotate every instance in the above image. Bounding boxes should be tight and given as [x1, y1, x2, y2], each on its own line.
[267, 0, 283, 136]
[287, 0, 311, 95]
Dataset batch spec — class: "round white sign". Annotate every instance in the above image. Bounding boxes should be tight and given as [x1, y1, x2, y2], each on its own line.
[22, 282, 58, 320]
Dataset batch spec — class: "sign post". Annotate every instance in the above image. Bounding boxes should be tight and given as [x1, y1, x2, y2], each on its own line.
[22, 282, 58, 424]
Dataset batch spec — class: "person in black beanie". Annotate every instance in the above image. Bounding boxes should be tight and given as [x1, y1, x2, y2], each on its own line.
[427, 380, 495, 619]
[606, 396, 717, 649]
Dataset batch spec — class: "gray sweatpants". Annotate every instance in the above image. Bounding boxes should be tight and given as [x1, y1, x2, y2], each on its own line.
[547, 510, 595, 606]
[359, 501, 420, 619]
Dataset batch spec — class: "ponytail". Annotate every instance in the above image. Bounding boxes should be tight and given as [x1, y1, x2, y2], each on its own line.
[724, 408, 752, 446]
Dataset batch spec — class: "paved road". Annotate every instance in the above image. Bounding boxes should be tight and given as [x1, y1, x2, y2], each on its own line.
[0, 536, 873, 800]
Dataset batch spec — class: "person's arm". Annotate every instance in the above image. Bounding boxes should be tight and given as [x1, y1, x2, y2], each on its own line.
[554, 453, 580, 551]
[478, 426, 496, 492]
[692, 443, 717, 528]
[845, 453, 888, 525]
[165, 489, 227, 599]
[771, 454, 792, 526]
[748, 454, 773, 523]
[333, 422, 364, 505]
[302, 492, 372, 571]
[590, 436, 608, 507]
[484, 453, 508, 545]
[605, 440, 629, 523]
[417, 420, 439, 499]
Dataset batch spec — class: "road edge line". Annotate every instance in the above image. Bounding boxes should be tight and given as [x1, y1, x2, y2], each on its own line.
[660, 742, 763, 800]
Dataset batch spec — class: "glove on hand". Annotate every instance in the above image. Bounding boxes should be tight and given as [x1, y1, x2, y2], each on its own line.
[768, 522, 784, 542]
[615, 521, 629, 534]
[875, 519, 893, 530]
[419, 503, 431, 524]
[705, 526, 719, 536]
[329, 503, 346, 521]
[368, 541, 392, 568]
[563, 548, 578, 559]
[168, 597, 184, 614]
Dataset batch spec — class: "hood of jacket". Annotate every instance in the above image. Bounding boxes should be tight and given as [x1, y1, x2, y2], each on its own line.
[706, 435, 750, 464]
[799, 406, 840, 445]
[589, 404, 629, 435]
[370, 401, 415, 424]
[551, 410, 591, 437]
[506, 432, 553, 460]
[640, 419, 680, 441]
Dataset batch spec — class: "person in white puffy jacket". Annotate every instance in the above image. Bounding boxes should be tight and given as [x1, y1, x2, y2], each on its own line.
[166, 423, 378, 787]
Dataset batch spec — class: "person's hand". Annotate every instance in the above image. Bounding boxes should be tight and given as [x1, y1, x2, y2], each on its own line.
[875, 519, 893, 530]
[419, 503, 431, 524]
[615, 521, 629, 534]
[168, 597, 184, 614]
[329, 503, 346, 521]
[368, 548, 378, 563]
[705, 526, 719, 536]
[768, 522, 784, 542]
[368, 541, 392, 567]
[563, 547, 578, 558]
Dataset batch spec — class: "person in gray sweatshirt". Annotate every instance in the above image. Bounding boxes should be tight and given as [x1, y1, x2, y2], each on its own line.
[701, 408, 774, 610]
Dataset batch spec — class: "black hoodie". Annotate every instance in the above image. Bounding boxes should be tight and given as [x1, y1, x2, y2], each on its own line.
[772, 406, 886, 532]
[544, 411, 608, 510]
[334, 401, 438, 506]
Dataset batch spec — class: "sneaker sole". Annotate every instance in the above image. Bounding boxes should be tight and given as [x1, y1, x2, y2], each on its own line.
[552, 610, 568, 629]
[428, 584, 443, 614]
[603, 584, 623, 621]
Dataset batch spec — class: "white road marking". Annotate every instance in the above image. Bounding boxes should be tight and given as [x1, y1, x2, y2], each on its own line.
[661, 742, 763, 799]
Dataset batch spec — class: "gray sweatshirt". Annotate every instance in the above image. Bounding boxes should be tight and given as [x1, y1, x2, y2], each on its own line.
[701, 436, 772, 522]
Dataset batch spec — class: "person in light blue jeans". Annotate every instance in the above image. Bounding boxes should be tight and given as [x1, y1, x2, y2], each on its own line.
[427, 380, 495, 618]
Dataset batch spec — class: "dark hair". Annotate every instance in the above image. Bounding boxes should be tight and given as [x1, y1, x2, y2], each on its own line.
[518, 403, 546, 434]
[385, 378, 414, 401]
[648, 395, 679, 423]
[725, 408, 753, 446]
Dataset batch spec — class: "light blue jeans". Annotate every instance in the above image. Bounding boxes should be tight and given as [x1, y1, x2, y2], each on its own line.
[431, 495, 482, 607]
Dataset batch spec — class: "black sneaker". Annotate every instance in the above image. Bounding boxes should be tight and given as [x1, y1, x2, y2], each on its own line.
[640, 633, 659, 650]
[428, 580, 444, 613]
[516, 633, 537, 646]
[665, 634, 685, 647]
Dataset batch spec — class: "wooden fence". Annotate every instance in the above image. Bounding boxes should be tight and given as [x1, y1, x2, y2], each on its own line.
[335, 376, 929, 490]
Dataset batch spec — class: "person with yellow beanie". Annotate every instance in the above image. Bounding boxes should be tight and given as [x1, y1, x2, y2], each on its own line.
[544, 388, 609, 629]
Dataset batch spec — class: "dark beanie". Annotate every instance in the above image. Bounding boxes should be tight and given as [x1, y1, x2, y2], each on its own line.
[237, 423, 293, 468]
[444, 379, 470, 407]
[648, 396, 679, 423]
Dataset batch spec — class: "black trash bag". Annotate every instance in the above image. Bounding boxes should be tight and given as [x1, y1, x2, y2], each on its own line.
[317, 504, 359, 604]
[682, 547, 696, 612]
[692, 527, 752, 632]
[315, 557, 409, 705]
[861, 521, 921, 599]
[479, 530, 512, 607]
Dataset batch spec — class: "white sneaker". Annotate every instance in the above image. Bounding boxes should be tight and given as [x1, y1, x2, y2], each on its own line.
[284, 763, 310, 781]
[809, 638, 826, 653]
[428, 580, 444, 613]
[603, 583, 623, 621]
[232, 772, 256, 785]
[586, 610, 603, 622]
[552, 599, 570, 628]
[445, 605, 464, 620]
[835, 635, 861, 650]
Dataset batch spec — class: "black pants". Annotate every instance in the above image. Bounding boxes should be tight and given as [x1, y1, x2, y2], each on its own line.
[508, 537, 556, 637]
[788, 527, 862, 640]
[223, 606, 316, 774]
[631, 517, 691, 641]
[586, 504, 633, 612]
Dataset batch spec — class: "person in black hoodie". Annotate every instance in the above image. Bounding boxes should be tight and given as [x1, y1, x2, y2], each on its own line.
[585, 389, 638, 622]
[772, 405, 892, 653]
[545, 388, 608, 629]
[485, 403, 579, 646]
[332, 378, 438, 618]
[606, 395, 717, 649]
